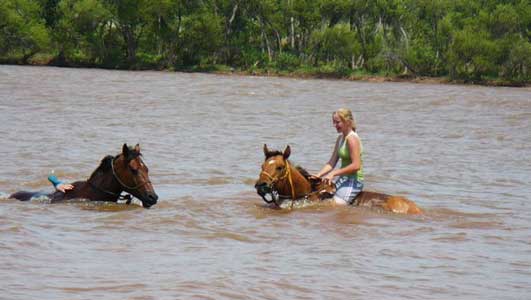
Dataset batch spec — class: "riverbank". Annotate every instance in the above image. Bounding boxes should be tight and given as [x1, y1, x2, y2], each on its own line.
[1, 56, 528, 88]
[197, 65, 529, 88]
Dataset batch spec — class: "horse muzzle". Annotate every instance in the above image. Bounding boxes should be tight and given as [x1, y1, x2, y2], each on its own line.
[255, 182, 272, 197]
[140, 192, 158, 208]
[255, 182, 281, 205]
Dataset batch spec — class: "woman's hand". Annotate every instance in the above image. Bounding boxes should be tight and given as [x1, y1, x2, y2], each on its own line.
[56, 183, 74, 193]
[322, 173, 335, 184]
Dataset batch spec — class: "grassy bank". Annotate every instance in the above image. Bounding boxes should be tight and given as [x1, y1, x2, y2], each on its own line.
[169, 63, 529, 88]
[1, 55, 528, 88]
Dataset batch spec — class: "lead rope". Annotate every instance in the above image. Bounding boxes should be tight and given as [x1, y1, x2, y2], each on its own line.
[285, 161, 296, 209]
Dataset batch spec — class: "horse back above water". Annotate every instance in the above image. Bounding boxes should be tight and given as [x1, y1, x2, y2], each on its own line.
[255, 144, 422, 214]
[9, 144, 158, 208]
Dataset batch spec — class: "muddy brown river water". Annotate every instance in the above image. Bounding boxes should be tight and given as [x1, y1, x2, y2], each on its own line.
[1, 65, 530, 299]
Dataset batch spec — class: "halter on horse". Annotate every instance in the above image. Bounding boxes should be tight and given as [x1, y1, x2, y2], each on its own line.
[255, 144, 335, 208]
[9, 144, 159, 208]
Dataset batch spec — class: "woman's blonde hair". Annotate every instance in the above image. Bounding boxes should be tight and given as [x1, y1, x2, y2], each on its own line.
[333, 108, 357, 131]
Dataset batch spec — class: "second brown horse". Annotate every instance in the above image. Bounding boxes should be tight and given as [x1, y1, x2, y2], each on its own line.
[255, 144, 422, 214]
[9, 144, 158, 208]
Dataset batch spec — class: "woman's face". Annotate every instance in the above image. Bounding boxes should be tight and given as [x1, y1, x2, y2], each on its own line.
[332, 113, 348, 133]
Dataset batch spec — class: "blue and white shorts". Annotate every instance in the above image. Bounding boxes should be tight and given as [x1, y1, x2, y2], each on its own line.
[333, 176, 363, 205]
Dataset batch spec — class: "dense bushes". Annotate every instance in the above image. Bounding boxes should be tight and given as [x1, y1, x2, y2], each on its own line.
[0, 0, 529, 84]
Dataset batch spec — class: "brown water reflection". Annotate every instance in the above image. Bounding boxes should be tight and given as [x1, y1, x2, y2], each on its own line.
[1, 65, 530, 300]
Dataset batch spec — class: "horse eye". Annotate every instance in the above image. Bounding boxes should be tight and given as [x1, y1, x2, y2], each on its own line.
[131, 168, 139, 175]
[276, 166, 284, 171]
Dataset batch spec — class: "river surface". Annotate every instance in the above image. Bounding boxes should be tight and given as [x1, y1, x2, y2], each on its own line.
[0, 65, 530, 300]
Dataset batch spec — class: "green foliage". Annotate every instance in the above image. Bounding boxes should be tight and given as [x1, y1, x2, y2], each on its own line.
[0, 0, 528, 84]
[310, 24, 357, 66]
[403, 37, 441, 76]
[502, 39, 531, 82]
[55, 0, 113, 65]
[237, 48, 268, 69]
[447, 28, 498, 80]
[316, 61, 352, 77]
[273, 52, 301, 71]
[319, 0, 350, 27]
[180, 11, 223, 66]
[0, 0, 51, 61]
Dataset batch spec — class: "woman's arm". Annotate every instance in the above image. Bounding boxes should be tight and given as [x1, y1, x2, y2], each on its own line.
[323, 135, 361, 179]
[316, 136, 341, 177]
[48, 174, 74, 193]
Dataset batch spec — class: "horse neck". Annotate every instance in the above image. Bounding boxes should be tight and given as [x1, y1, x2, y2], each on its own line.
[87, 168, 123, 201]
[278, 162, 312, 199]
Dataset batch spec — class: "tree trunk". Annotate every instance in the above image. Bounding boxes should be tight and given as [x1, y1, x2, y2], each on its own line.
[121, 25, 137, 66]
[226, 2, 239, 36]
[258, 16, 272, 62]
[274, 29, 282, 54]
[290, 17, 295, 50]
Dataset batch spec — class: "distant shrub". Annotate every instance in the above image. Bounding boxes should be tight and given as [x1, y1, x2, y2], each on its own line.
[273, 52, 301, 71]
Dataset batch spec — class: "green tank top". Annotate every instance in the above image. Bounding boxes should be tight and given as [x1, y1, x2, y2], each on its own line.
[338, 132, 364, 181]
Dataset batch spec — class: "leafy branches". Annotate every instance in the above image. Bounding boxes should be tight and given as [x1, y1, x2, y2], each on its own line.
[1, 0, 529, 83]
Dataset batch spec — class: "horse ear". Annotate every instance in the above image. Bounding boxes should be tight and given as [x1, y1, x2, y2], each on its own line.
[134, 143, 140, 153]
[122, 143, 130, 159]
[263, 144, 269, 157]
[283, 145, 291, 159]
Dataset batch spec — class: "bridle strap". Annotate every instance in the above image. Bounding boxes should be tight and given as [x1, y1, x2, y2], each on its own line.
[260, 160, 297, 208]
[260, 168, 288, 183]
[87, 156, 148, 204]
[111, 156, 150, 191]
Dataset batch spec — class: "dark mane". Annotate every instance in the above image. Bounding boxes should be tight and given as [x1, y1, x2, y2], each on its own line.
[264, 150, 284, 159]
[88, 155, 115, 180]
[127, 150, 142, 160]
[295, 165, 311, 180]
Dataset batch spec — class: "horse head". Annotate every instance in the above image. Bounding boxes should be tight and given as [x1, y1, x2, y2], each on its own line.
[112, 144, 158, 208]
[255, 144, 335, 206]
[255, 144, 292, 203]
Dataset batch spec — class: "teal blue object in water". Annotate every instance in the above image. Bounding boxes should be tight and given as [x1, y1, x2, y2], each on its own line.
[47, 174, 62, 187]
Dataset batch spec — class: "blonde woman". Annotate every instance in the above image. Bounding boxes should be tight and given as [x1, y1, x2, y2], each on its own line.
[315, 108, 363, 205]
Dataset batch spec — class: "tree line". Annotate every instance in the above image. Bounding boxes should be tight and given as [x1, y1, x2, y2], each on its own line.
[1, 0, 529, 84]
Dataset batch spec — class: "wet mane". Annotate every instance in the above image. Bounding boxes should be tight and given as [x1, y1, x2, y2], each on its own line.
[264, 150, 284, 159]
[295, 165, 311, 180]
[87, 145, 143, 181]
[88, 155, 115, 180]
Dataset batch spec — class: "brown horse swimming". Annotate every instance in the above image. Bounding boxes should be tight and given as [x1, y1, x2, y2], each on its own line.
[255, 144, 336, 207]
[255, 144, 422, 214]
[9, 144, 158, 208]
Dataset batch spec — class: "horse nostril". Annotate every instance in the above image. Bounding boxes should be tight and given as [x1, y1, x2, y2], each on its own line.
[255, 182, 271, 196]
[148, 193, 158, 203]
